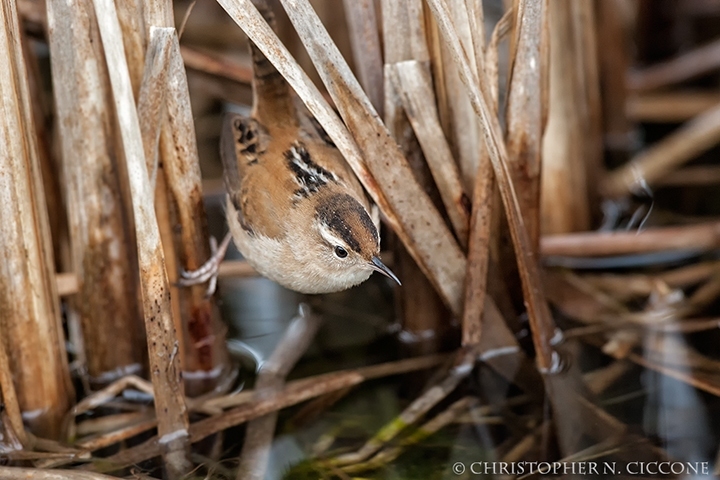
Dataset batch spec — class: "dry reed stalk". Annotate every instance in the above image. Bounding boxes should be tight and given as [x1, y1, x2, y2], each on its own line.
[582, 260, 720, 301]
[158, 32, 229, 384]
[90, 0, 190, 474]
[382, 0, 451, 355]
[141, 0, 229, 389]
[596, 0, 634, 157]
[389, 60, 470, 246]
[540, 0, 591, 234]
[461, 165, 494, 346]
[505, 0, 548, 250]
[627, 91, 720, 122]
[116, 0, 146, 96]
[484, 9, 513, 116]
[137, 28, 173, 189]
[424, 0, 557, 371]
[602, 101, 720, 198]
[217, 0, 467, 315]
[656, 165, 720, 186]
[541, 220, 720, 257]
[573, 0, 604, 208]
[342, 0, 383, 115]
[0, 468, 121, 480]
[432, 0, 484, 192]
[236, 307, 321, 480]
[76, 417, 156, 451]
[0, 337, 26, 446]
[627, 36, 720, 92]
[0, 0, 73, 439]
[181, 45, 253, 85]
[21, 28, 68, 272]
[75, 411, 151, 437]
[461, 4, 506, 347]
[84, 354, 447, 471]
[47, 0, 146, 383]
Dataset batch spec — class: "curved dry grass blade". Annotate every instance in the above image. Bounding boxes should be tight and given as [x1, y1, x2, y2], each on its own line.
[217, 0, 467, 314]
[90, 0, 190, 474]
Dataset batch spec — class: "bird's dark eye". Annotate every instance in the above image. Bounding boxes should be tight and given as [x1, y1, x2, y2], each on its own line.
[334, 246, 348, 258]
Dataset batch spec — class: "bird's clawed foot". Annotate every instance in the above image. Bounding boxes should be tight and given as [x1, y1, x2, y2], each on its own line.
[178, 232, 233, 297]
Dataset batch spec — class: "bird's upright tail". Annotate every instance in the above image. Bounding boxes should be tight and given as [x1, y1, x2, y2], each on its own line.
[248, 0, 296, 123]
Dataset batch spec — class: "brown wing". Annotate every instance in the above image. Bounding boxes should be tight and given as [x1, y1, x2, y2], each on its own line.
[294, 110, 367, 204]
[221, 113, 284, 238]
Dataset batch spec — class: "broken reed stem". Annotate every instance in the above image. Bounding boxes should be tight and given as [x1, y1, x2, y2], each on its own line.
[342, 0, 384, 115]
[83, 354, 447, 470]
[0, 0, 73, 439]
[137, 27, 173, 189]
[236, 306, 321, 480]
[90, 0, 190, 474]
[541, 221, 720, 257]
[462, 165, 494, 346]
[602, 100, 720, 198]
[158, 31, 229, 379]
[218, 0, 467, 315]
[425, 0, 557, 371]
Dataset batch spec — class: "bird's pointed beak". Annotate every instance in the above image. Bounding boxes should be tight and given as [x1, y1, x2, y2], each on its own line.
[370, 256, 401, 286]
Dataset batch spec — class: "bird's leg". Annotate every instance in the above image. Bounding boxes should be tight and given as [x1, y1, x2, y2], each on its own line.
[178, 232, 233, 296]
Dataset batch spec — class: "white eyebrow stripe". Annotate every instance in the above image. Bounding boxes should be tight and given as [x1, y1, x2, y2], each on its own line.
[317, 221, 348, 248]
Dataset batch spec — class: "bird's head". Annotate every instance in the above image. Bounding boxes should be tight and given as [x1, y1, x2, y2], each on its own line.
[309, 192, 400, 291]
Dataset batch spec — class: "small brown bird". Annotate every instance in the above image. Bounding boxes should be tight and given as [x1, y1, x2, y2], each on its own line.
[183, 0, 398, 294]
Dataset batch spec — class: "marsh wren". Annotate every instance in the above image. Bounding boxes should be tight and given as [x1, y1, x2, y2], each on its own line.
[182, 1, 399, 294]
